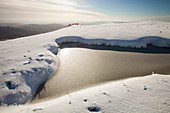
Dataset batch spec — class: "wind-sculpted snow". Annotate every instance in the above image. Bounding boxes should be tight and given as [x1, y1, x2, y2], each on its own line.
[0, 21, 170, 105]
[1, 74, 170, 113]
[56, 36, 170, 48]
[0, 41, 59, 105]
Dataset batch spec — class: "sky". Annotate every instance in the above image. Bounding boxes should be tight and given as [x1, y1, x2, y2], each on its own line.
[0, 0, 170, 24]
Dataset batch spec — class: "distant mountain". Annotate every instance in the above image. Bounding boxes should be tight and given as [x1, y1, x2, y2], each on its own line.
[0, 24, 65, 41]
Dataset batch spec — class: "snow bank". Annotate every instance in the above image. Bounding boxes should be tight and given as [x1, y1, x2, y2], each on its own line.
[0, 34, 59, 105]
[56, 36, 170, 48]
[56, 21, 170, 48]
[1, 74, 170, 113]
[0, 21, 170, 105]
[0, 48, 58, 105]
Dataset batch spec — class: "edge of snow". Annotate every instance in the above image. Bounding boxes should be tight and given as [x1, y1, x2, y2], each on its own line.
[56, 36, 170, 48]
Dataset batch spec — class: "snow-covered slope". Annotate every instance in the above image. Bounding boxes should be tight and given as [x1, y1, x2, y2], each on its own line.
[1, 74, 170, 113]
[0, 21, 170, 105]
[56, 21, 170, 48]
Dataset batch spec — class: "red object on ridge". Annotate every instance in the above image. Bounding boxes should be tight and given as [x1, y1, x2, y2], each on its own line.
[68, 23, 80, 27]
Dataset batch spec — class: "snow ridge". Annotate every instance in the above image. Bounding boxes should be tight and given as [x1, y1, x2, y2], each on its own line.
[56, 36, 170, 48]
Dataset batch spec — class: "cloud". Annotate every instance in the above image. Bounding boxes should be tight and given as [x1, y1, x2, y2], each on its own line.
[0, 0, 112, 24]
[40, 0, 90, 8]
[1, 0, 168, 24]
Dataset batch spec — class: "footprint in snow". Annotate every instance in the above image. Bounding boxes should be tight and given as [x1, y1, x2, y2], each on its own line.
[143, 85, 148, 90]
[122, 82, 130, 92]
[32, 108, 43, 112]
[35, 58, 43, 61]
[44, 59, 52, 64]
[102, 91, 110, 96]
[38, 54, 44, 57]
[5, 81, 18, 90]
[122, 82, 127, 86]
[28, 57, 32, 60]
[87, 105, 101, 112]
[83, 99, 88, 102]
[23, 61, 31, 65]
[11, 70, 16, 74]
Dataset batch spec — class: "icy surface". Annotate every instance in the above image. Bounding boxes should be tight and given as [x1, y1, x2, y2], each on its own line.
[0, 21, 170, 105]
[1, 74, 170, 113]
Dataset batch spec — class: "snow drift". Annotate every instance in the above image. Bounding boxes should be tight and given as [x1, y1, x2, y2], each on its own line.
[56, 36, 170, 48]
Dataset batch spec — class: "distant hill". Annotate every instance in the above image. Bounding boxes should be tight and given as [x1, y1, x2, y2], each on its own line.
[0, 24, 65, 41]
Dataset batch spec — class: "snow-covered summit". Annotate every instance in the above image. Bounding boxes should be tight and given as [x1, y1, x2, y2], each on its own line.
[0, 21, 170, 105]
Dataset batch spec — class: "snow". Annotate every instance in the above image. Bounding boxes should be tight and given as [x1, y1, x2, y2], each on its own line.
[0, 33, 59, 105]
[0, 21, 170, 105]
[56, 36, 170, 48]
[1, 74, 170, 113]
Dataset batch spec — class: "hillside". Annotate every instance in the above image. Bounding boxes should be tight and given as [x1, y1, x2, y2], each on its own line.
[0, 24, 65, 41]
